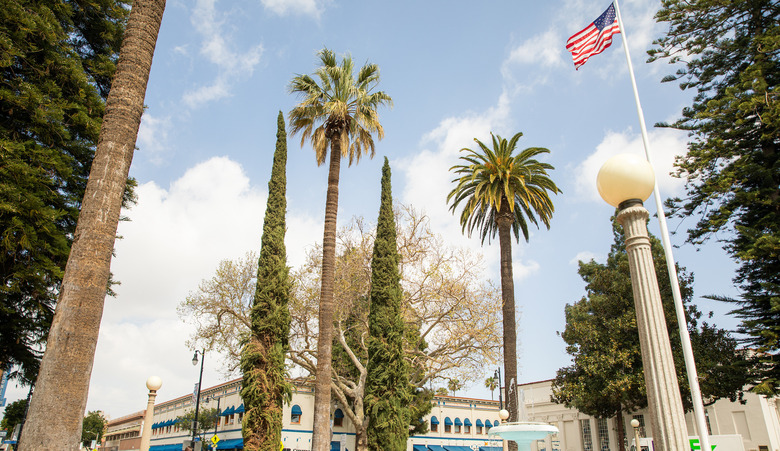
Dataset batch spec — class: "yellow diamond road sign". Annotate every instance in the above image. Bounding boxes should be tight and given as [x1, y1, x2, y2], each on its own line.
[211, 435, 220, 446]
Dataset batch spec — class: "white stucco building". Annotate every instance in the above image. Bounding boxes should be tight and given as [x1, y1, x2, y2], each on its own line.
[107, 377, 780, 451]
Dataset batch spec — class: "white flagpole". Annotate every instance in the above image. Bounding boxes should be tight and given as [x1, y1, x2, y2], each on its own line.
[612, 1, 712, 450]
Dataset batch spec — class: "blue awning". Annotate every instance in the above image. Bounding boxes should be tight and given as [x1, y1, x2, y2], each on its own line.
[428, 446, 447, 451]
[464, 418, 472, 426]
[485, 419, 493, 427]
[216, 438, 244, 449]
[334, 408, 344, 418]
[430, 416, 439, 425]
[475, 419, 484, 427]
[291, 404, 303, 415]
[479, 447, 502, 451]
[445, 447, 473, 451]
[221, 406, 235, 416]
[454, 418, 463, 426]
[150, 445, 183, 451]
[413, 446, 427, 451]
[444, 417, 453, 425]
[234, 404, 245, 414]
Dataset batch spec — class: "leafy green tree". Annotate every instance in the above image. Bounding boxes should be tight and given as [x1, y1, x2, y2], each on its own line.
[176, 408, 220, 444]
[288, 47, 392, 451]
[81, 411, 106, 448]
[365, 159, 413, 451]
[19, 0, 166, 448]
[552, 221, 749, 451]
[1, 399, 27, 433]
[448, 132, 561, 430]
[0, 0, 130, 386]
[649, 0, 780, 394]
[240, 111, 292, 451]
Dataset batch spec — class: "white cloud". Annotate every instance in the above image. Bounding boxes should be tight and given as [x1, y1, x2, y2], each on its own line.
[183, 0, 264, 108]
[504, 29, 566, 74]
[570, 250, 599, 265]
[500, 28, 567, 94]
[260, 0, 325, 18]
[137, 113, 172, 165]
[396, 92, 551, 282]
[85, 156, 319, 417]
[572, 128, 688, 203]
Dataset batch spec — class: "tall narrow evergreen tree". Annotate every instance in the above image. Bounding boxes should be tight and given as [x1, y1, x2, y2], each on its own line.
[240, 111, 293, 451]
[365, 158, 413, 451]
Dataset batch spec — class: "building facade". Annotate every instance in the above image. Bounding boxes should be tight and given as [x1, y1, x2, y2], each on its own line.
[518, 379, 780, 451]
[142, 378, 504, 451]
[104, 410, 144, 451]
[119, 377, 780, 451]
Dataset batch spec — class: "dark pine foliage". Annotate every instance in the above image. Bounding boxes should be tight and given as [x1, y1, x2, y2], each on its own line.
[365, 158, 414, 450]
[240, 111, 293, 451]
[0, 0, 130, 384]
[649, 0, 780, 394]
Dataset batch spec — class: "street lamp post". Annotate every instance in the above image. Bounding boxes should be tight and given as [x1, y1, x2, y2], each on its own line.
[495, 368, 503, 411]
[192, 350, 205, 448]
[631, 419, 642, 451]
[597, 154, 688, 451]
[205, 395, 221, 438]
[140, 376, 162, 451]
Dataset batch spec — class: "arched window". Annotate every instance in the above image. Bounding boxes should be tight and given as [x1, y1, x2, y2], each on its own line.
[334, 408, 344, 427]
[430, 416, 439, 432]
[291, 404, 303, 424]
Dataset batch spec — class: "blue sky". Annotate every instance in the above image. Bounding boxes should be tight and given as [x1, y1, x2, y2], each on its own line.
[3, 0, 743, 420]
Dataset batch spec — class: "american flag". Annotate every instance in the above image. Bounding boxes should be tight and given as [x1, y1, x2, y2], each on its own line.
[566, 3, 620, 70]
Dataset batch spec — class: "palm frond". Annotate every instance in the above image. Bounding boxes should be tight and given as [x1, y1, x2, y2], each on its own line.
[447, 131, 561, 244]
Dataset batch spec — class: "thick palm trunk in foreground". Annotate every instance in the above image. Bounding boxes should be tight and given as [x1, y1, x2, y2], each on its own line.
[19, 1, 166, 449]
[311, 138, 342, 451]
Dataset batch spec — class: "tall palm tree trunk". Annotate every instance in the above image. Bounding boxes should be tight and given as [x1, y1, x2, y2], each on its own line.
[312, 137, 342, 451]
[18, 1, 166, 449]
[497, 201, 519, 451]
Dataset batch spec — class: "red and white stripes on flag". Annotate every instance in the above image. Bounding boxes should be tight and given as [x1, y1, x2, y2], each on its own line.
[566, 3, 620, 70]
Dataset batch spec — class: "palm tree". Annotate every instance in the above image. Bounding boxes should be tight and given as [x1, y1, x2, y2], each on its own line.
[18, 0, 167, 449]
[485, 376, 498, 400]
[447, 132, 560, 429]
[288, 48, 391, 451]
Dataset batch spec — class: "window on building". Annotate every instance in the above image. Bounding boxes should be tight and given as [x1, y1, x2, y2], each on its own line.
[431, 423, 438, 432]
[597, 418, 609, 451]
[291, 405, 303, 424]
[580, 419, 593, 451]
[704, 409, 712, 435]
[444, 417, 452, 433]
[333, 409, 344, 427]
[476, 426, 482, 434]
[465, 424, 471, 434]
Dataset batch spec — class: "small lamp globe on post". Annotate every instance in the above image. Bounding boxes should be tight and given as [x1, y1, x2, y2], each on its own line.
[596, 153, 689, 451]
[140, 376, 162, 451]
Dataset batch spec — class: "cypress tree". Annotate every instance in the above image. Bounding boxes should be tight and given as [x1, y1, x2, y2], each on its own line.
[241, 111, 292, 451]
[365, 158, 413, 450]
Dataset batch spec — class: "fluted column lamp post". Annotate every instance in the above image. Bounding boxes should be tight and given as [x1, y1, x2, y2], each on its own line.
[140, 376, 162, 451]
[596, 154, 688, 451]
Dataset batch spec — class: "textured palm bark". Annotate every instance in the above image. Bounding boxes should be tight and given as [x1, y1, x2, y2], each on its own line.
[18, 1, 166, 449]
[496, 200, 519, 451]
[311, 137, 342, 451]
